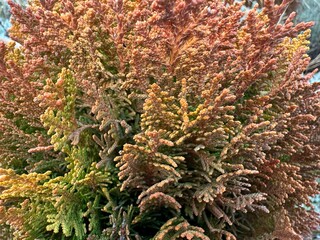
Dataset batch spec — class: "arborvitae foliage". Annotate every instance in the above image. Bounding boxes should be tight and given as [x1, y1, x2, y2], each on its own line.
[244, 0, 320, 62]
[0, 0, 319, 239]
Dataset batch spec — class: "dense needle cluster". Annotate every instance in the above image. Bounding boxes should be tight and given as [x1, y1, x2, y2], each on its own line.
[0, 0, 319, 239]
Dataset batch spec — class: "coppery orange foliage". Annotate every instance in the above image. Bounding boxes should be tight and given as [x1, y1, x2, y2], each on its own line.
[0, 0, 318, 239]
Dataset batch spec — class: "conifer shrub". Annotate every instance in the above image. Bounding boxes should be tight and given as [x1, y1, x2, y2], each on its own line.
[0, 0, 319, 239]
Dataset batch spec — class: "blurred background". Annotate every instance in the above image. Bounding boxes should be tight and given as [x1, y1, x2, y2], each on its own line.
[0, 0, 26, 43]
